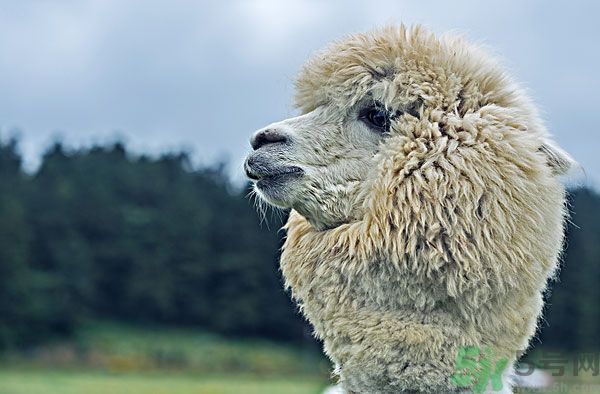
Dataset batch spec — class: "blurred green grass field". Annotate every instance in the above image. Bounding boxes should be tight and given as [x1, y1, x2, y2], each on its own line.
[0, 322, 330, 394]
[0, 370, 326, 394]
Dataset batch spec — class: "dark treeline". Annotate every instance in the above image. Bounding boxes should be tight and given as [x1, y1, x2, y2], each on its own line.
[0, 138, 598, 353]
[0, 138, 304, 350]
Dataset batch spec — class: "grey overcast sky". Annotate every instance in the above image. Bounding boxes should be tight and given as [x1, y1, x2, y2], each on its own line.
[0, 0, 598, 185]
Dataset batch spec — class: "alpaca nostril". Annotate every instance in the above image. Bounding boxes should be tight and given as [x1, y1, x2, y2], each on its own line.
[250, 128, 289, 150]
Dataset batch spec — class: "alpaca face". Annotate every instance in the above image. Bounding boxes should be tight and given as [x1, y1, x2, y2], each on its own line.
[245, 27, 573, 231]
[245, 103, 388, 229]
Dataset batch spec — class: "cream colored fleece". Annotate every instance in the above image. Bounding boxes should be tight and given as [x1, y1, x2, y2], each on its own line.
[279, 26, 570, 394]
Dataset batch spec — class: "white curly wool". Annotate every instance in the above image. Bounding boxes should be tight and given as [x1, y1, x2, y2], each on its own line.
[258, 25, 571, 394]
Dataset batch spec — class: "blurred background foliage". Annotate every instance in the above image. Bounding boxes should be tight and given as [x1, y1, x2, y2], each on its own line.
[0, 136, 598, 392]
[0, 137, 308, 350]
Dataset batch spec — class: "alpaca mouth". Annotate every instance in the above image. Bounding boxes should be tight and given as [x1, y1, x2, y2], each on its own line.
[244, 159, 304, 187]
[246, 166, 304, 185]
[244, 156, 304, 207]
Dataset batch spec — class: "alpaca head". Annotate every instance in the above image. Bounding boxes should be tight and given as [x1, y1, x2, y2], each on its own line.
[244, 25, 573, 231]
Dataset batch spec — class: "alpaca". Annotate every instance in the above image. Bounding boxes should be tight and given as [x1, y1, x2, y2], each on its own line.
[244, 25, 573, 394]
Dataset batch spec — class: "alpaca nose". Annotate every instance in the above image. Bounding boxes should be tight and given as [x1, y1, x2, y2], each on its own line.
[250, 128, 289, 150]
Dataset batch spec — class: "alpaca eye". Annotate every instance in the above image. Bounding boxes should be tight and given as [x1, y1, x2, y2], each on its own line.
[361, 107, 390, 132]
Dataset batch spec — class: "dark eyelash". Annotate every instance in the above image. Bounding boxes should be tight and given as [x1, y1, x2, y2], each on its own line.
[358, 99, 422, 135]
[359, 106, 391, 131]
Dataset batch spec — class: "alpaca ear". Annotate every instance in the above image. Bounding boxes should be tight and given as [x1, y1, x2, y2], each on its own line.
[539, 139, 575, 176]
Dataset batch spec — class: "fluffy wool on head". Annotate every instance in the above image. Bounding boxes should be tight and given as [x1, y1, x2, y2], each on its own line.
[246, 24, 572, 393]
